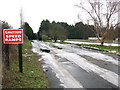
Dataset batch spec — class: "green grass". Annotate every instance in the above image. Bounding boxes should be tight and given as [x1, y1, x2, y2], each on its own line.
[80, 44, 120, 53]
[3, 41, 49, 88]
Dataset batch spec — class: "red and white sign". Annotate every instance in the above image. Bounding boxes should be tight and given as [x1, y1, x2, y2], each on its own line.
[3, 29, 23, 44]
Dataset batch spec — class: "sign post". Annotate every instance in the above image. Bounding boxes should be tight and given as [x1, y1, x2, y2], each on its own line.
[3, 29, 23, 73]
[5, 44, 10, 70]
[18, 44, 23, 73]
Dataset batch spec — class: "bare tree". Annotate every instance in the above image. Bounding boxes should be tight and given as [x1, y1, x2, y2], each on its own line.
[20, 8, 24, 28]
[49, 22, 67, 42]
[75, 0, 120, 45]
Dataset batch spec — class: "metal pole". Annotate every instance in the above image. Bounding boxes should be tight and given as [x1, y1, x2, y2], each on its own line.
[19, 8, 23, 73]
[5, 44, 10, 70]
[18, 44, 23, 73]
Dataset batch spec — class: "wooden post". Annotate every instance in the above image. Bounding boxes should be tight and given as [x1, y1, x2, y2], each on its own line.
[18, 44, 23, 73]
[0, 21, 2, 89]
[5, 44, 10, 70]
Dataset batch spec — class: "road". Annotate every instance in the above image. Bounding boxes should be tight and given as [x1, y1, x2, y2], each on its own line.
[32, 40, 119, 89]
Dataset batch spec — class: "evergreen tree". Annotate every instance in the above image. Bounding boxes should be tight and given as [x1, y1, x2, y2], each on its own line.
[38, 20, 96, 40]
[23, 22, 33, 40]
[37, 19, 50, 40]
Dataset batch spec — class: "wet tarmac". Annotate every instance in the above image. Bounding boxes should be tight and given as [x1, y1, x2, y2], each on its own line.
[60, 61, 117, 88]
[42, 63, 63, 88]
[81, 55, 119, 74]
[32, 40, 119, 89]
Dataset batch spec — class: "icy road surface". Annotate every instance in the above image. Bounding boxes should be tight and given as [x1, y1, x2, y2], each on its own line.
[32, 40, 119, 88]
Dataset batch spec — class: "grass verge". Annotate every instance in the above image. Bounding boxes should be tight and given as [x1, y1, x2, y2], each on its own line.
[2, 41, 49, 88]
[79, 44, 120, 53]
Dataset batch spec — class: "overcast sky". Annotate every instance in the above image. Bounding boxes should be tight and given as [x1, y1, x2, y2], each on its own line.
[0, 0, 82, 33]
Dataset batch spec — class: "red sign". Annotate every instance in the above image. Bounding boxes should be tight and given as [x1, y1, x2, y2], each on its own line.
[3, 29, 23, 44]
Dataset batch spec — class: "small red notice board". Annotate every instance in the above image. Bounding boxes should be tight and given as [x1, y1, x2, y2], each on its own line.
[3, 29, 23, 44]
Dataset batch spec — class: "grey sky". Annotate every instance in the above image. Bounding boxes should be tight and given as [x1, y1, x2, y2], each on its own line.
[0, 0, 119, 33]
[0, 0, 81, 33]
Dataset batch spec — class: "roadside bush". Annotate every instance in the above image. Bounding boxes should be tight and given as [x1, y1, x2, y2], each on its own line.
[42, 35, 48, 41]
[59, 35, 67, 42]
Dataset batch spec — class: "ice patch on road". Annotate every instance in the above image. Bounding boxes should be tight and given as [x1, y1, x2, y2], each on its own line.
[32, 41, 119, 87]
[42, 53, 83, 88]
[32, 41, 83, 88]
[52, 42, 119, 66]
[56, 52, 119, 87]
[76, 49, 119, 66]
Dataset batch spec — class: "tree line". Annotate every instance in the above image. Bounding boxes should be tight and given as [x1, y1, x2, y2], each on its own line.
[23, 19, 119, 43]
[37, 19, 96, 41]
